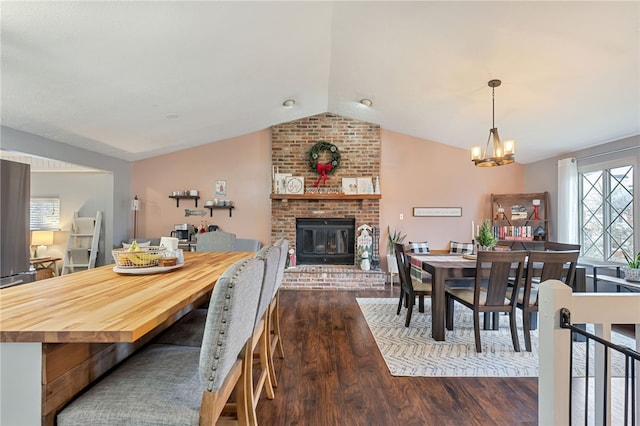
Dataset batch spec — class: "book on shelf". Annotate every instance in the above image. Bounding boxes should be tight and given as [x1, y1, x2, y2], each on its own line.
[492, 225, 534, 241]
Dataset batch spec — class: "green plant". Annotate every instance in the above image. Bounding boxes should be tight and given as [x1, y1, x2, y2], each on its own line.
[475, 219, 497, 249]
[623, 249, 640, 268]
[386, 225, 406, 253]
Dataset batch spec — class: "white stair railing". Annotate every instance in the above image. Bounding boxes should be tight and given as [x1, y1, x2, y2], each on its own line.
[538, 280, 640, 425]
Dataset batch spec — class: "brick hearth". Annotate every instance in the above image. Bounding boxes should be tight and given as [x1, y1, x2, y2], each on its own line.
[281, 265, 385, 290]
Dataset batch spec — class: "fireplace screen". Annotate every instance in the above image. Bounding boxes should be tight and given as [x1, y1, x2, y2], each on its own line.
[296, 218, 355, 265]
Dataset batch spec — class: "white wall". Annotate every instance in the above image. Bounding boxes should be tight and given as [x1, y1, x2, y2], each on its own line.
[31, 172, 113, 266]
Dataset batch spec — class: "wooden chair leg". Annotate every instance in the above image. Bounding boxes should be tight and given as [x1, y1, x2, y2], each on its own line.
[473, 310, 482, 353]
[397, 290, 404, 315]
[418, 295, 425, 313]
[509, 311, 521, 352]
[272, 291, 284, 359]
[266, 302, 278, 388]
[405, 297, 414, 327]
[522, 308, 532, 352]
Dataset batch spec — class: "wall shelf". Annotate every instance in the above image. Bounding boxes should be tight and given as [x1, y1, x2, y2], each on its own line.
[270, 193, 381, 201]
[205, 205, 235, 217]
[169, 195, 200, 207]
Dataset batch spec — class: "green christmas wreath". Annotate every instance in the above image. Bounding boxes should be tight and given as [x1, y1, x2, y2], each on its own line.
[308, 141, 341, 187]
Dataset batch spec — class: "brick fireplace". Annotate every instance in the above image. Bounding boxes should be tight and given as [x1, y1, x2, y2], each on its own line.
[271, 113, 385, 289]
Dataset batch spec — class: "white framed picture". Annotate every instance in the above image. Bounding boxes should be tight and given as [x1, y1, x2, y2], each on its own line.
[215, 180, 226, 196]
[342, 178, 357, 195]
[274, 173, 292, 194]
[357, 177, 373, 194]
[284, 176, 305, 194]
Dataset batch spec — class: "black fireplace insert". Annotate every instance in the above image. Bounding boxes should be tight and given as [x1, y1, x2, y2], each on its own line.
[296, 218, 355, 265]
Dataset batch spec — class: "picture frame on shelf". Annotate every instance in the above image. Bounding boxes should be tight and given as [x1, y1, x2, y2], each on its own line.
[274, 173, 292, 194]
[284, 176, 305, 194]
[357, 177, 373, 194]
[342, 178, 357, 195]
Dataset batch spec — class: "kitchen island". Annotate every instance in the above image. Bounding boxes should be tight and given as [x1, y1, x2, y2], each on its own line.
[0, 251, 253, 426]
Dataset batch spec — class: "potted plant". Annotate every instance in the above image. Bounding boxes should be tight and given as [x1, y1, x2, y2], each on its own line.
[475, 219, 497, 251]
[386, 226, 406, 277]
[622, 249, 640, 282]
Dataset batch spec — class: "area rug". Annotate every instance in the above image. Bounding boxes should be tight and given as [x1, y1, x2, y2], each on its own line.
[357, 298, 634, 377]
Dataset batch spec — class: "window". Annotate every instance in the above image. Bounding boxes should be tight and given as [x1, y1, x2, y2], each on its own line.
[30, 198, 60, 230]
[579, 163, 634, 263]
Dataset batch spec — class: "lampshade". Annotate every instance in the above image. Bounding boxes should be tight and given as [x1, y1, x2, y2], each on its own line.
[31, 230, 54, 246]
[471, 79, 515, 167]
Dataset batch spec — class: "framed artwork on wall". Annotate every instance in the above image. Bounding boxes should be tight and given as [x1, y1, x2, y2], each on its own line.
[215, 180, 226, 196]
[357, 177, 373, 194]
[413, 207, 462, 217]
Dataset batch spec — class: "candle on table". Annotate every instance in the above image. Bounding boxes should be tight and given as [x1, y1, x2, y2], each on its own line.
[471, 221, 475, 239]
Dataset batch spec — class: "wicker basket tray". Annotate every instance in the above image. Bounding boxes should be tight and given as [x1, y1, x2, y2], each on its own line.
[112, 246, 167, 268]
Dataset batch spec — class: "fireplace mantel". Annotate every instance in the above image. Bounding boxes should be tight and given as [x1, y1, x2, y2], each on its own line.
[271, 194, 381, 201]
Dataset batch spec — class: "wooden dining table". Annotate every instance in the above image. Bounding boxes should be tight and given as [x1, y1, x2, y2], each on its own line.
[408, 253, 587, 342]
[0, 251, 253, 426]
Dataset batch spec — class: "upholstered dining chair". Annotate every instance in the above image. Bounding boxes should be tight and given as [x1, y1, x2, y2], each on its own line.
[268, 238, 288, 387]
[394, 242, 432, 327]
[57, 257, 265, 426]
[511, 250, 579, 351]
[445, 250, 527, 353]
[196, 230, 236, 251]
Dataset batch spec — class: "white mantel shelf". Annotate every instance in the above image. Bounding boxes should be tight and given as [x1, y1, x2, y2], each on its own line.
[270, 193, 381, 201]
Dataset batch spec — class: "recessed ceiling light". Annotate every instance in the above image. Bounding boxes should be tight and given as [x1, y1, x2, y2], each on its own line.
[282, 99, 295, 107]
[360, 99, 373, 107]
[165, 113, 179, 119]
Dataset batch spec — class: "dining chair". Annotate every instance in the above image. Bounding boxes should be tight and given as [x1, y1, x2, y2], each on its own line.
[268, 238, 289, 387]
[196, 230, 236, 251]
[512, 249, 579, 351]
[57, 257, 265, 426]
[445, 250, 527, 353]
[394, 242, 432, 327]
[544, 241, 581, 252]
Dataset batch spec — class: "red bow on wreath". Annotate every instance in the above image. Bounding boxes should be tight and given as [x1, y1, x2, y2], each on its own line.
[314, 163, 333, 187]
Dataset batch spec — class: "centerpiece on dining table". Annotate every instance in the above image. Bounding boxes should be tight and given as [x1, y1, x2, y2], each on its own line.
[475, 219, 497, 251]
[112, 240, 169, 268]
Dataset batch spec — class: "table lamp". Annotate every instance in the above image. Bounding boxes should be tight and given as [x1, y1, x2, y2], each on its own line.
[31, 230, 54, 258]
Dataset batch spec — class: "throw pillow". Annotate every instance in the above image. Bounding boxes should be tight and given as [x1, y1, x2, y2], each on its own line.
[409, 241, 430, 253]
[449, 240, 474, 254]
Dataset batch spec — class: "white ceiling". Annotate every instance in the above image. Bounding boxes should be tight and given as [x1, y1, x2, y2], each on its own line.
[2, 1, 639, 165]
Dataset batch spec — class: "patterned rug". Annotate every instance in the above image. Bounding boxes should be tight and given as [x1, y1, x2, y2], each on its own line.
[357, 297, 634, 377]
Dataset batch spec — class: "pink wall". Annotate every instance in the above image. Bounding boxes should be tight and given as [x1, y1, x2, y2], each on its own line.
[131, 126, 525, 259]
[131, 130, 273, 245]
[380, 129, 524, 253]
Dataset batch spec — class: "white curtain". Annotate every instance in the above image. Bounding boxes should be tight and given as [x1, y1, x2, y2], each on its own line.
[557, 158, 578, 243]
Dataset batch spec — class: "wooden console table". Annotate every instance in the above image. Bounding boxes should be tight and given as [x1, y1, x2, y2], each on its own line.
[30, 256, 62, 279]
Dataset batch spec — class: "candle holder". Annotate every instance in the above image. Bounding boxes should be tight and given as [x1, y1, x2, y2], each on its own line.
[532, 199, 541, 220]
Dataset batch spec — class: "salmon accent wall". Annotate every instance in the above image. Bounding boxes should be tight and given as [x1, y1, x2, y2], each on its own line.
[131, 130, 273, 245]
[380, 129, 524, 254]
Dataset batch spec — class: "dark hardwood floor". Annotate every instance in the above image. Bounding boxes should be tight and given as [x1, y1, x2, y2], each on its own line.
[256, 288, 538, 426]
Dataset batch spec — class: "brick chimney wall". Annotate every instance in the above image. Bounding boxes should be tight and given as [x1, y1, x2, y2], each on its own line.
[271, 113, 381, 261]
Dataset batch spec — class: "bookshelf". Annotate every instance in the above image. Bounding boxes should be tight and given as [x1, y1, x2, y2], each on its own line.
[490, 192, 550, 250]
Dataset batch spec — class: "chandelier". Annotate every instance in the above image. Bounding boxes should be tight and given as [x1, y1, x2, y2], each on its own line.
[471, 79, 515, 167]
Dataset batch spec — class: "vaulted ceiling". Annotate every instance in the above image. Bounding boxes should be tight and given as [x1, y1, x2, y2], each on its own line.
[2, 1, 638, 164]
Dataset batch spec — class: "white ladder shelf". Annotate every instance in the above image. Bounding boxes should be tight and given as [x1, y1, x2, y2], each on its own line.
[62, 211, 102, 275]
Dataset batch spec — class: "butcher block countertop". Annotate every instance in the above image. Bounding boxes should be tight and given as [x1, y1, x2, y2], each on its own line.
[0, 251, 253, 343]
